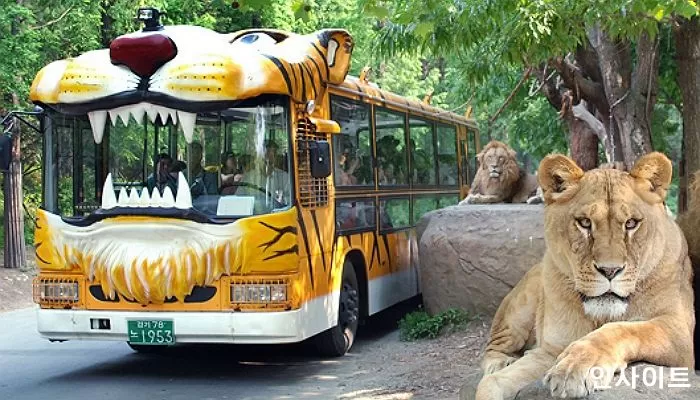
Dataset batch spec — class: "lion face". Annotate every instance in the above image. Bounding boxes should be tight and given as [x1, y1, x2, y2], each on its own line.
[479, 141, 517, 179]
[539, 153, 674, 320]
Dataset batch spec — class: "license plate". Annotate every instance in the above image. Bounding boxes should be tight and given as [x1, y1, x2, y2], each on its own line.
[127, 320, 174, 345]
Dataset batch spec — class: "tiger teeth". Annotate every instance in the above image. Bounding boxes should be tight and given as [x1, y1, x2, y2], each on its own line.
[100, 173, 193, 209]
[87, 102, 194, 144]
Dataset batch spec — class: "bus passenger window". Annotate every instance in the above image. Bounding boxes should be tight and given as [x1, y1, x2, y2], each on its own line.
[413, 195, 438, 225]
[437, 125, 457, 186]
[336, 199, 376, 232]
[380, 197, 410, 231]
[375, 108, 408, 186]
[438, 194, 459, 209]
[408, 117, 436, 185]
[467, 131, 478, 184]
[330, 95, 374, 187]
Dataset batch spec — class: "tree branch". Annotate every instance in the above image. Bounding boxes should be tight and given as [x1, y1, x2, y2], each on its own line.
[549, 56, 607, 112]
[489, 67, 532, 124]
[30, 6, 74, 30]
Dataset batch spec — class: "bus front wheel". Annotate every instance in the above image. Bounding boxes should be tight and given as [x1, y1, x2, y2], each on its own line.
[314, 261, 360, 357]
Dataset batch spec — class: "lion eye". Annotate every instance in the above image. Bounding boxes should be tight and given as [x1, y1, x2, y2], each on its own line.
[576, 218, 592, 229]
[625, 218, 639, 230]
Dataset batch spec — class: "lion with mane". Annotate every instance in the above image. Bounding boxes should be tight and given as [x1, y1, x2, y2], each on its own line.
[460, 140, 541, 205]
[474, 152, 695, 400]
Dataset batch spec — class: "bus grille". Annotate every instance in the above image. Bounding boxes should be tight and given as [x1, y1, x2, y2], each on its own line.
[296, 115, 329, 208]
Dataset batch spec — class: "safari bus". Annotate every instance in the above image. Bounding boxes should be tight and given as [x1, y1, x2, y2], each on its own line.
[22, 8, 480, 356]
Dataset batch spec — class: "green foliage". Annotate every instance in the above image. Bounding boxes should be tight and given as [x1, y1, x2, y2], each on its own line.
[398, 307, 471, 341]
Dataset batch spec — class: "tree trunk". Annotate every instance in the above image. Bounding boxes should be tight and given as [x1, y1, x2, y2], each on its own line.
[3, 94, 26, 269]
[675, 17, 700, 209]
[588, 27, 658, 168]
[567, 116, 599, 171]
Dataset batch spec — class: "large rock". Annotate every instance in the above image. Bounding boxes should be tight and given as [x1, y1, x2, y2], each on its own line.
[459, 364, 700, 399]
[416, 204, 546, 316]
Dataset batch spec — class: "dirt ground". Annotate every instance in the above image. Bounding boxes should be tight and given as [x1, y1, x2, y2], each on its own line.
[342, 316, 489, 399]
[0, 251, 37, 312]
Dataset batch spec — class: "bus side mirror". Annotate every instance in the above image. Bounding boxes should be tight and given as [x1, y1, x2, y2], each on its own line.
[309, 140, 331, 178]
[0, 134, 11, 171]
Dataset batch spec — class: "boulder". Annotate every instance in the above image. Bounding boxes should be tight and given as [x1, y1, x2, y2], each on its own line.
[459, 364, 700, 399]
[416, 204, 546, 316]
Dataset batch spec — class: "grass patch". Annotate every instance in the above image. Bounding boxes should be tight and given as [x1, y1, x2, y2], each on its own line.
[398, 307, 471, 341]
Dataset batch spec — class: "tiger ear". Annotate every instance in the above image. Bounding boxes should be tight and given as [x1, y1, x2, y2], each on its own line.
[538, 154, 584, 204]
[316, 29, 354, 84]
[629, 152, 672, 204]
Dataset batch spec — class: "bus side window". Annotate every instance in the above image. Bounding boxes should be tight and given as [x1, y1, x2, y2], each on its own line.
[412, 195, 438, 225]
[437, 124, 457, 186]
[330, 95, 374, 187]
[336, 199, 376, 232]
[380, 197, 410, 231]
[408, 117, 436, 186]
[467, 130, 478, 184]
[375, 108, 408, 186]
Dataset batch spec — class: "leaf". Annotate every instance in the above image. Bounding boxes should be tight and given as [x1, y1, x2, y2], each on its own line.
[414, 21, 434, 38]
[364, 4, 390, 19]
[652, 5, 666, 21]
[675, 1, 699, 19]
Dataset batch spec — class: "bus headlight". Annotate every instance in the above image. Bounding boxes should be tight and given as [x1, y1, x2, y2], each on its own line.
[230, 279, 288, 307]
[33, 278, 80, 304]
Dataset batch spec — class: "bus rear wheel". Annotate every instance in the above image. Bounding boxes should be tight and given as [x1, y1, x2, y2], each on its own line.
[314, 261, 360, 357]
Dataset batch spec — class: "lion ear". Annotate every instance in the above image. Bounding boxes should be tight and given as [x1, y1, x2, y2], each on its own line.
[630, 152, 672, 204]
[538, 154, 584, 204]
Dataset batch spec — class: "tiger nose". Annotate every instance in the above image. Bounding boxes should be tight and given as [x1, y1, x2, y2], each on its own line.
[594, 262, 625, 281]
[110, 33, 177, 78]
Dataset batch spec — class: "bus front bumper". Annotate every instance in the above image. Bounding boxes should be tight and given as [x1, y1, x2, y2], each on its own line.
[36, 306, 326, 344]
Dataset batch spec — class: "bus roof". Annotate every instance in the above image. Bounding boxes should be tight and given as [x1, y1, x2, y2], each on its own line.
[330, 76, 479, 131]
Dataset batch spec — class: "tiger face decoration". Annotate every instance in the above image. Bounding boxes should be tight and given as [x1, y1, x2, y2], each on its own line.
[29, 25, 353, 143]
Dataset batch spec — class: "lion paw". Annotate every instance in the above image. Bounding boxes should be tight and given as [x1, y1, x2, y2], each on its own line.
[526, 194, 543, 204]
[482, 352, 518, 375]
[543, 340, 623, 398]
[475, 374, 505, 400]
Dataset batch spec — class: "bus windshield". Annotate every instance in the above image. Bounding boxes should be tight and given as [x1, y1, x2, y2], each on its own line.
[46, 96, 291, 218]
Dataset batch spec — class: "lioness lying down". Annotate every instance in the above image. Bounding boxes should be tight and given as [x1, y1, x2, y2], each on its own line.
[476, 152, 695, 399]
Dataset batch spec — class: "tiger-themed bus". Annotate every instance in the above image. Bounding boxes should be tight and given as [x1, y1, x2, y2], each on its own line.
[21, 8, 480, 356]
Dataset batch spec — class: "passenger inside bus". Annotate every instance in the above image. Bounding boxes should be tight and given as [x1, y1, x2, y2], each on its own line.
[376, 136, 404, 185]
[237, 139, 290, 208]
[189, 141, 219, 197]
[146, 153, 178, 194]
[336, 145, 360, 185]
[219, 152, 244, 195]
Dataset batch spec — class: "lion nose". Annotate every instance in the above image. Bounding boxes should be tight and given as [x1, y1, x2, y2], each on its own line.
[594, 262, 625, 280]
[110, 33, 177, 77]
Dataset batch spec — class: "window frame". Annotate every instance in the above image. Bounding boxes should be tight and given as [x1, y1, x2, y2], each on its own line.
[407, 115, 438, 188]
[335, 197, 378, 235]
[374, 106, 409, 188]
[435, 123, 459, 188]
[330, 94, 376, 190]
[379, 195, 411, 234]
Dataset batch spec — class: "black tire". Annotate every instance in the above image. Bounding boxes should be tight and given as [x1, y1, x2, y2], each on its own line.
[313, 260, 360, 357]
